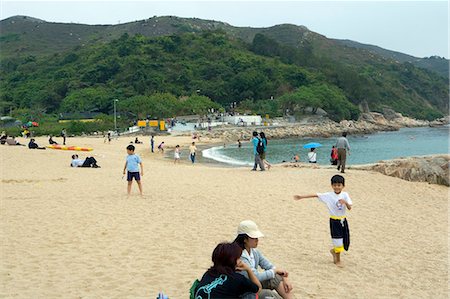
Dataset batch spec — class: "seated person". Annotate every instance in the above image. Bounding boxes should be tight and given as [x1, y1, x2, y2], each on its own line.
[49, 135, 58, 145]
[234, 220, 293, 299]
[71, 154, 100, 168]
[134, 137, 142, 144]
[194, 242, 261, 298]
[28, 139, 46, 150]
[1, 132, 8, 144]
[6, 137, 25, 146]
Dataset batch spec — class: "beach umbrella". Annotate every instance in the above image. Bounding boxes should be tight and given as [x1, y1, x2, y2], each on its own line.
[303, 142, 322, 149]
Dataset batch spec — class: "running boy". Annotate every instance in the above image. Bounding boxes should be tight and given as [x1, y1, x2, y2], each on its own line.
[293, 175, 352, 267]
[123, 144, 144, 196]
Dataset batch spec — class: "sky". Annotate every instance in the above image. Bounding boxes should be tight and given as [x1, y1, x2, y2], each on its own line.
[1, 0, 448, 58]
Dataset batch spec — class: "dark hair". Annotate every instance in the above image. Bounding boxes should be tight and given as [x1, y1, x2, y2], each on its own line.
[259, 132, 267, 144]
[208, 242, 242, 275]
[310, 148, 315, 151]
[331, 175, 345, 186]
[252, 131, 258, 137]
[233, 234, 249, 250]
[127, 144, 135, 151]
[342, 132, 347, 137]
[71, 154, 77, 159]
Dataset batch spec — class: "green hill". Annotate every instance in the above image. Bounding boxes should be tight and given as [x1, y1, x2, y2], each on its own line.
[0, 15, 448, 123]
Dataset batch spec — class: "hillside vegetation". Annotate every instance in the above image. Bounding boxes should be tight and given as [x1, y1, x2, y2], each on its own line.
[0, 15, 448, 131]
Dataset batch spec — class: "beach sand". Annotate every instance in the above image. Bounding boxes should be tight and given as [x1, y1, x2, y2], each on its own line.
[1, 135, 448, 298]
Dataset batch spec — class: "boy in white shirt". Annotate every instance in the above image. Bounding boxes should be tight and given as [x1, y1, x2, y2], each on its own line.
[293, 175, 352, 267]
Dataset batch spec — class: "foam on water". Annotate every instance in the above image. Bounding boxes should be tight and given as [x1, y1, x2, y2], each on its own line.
[202, 146, 252, 166]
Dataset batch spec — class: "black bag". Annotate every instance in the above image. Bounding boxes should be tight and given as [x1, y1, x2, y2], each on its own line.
[256, 138, 265, 154]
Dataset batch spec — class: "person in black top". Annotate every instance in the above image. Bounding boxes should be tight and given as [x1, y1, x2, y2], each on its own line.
[195, 242, 261, 298]
[48, 135, 58, 145]
[28, 139, 46, 150]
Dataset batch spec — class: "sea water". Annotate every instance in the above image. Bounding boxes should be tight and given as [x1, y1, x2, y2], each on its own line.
[202, 126, 449, 166]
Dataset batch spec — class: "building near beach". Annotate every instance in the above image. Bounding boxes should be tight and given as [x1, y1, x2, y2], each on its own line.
[224, 115, 262, 126]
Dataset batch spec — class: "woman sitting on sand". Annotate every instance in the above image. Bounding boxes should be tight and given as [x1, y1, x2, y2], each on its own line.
[48, 135, 58, 145]
[234, 220, 293, 299]
[194, 242, 261, 298]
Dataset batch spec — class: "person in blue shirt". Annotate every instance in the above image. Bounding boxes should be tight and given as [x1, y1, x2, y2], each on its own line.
[123, 144, 144, 196]
[251, 131, 265, 171]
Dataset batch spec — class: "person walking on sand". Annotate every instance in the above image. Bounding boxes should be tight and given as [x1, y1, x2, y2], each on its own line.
[259, 132, 272, 170]
[251, 131, 265, 171]
[234, 220, 293, 298]
[123, 144, 144, 196]
[174, 145, 181, 164]
[189, 142, 197, 164]
[157, 141, 165, 153]
[293, 175, 352, 267]
[336, 132, 350, 173]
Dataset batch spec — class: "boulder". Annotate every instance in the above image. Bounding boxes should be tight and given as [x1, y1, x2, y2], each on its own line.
[361, 155, 450, 186]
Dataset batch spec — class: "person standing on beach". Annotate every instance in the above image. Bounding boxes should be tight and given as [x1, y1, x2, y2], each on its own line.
[251, 131, 265, 171]
[123, 144, 144, 196]
[308, 148, 317, 163]
[293, 175, 352, 267]
[61, 128, 67, 145]
[335, 132, 350, 173]
[259, 132, 272, 170]
[150, 135, 155, 153]
[189, 142, 197, 164]
[174, 145, 181, 164]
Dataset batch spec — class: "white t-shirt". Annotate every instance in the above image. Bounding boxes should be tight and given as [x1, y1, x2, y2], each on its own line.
[308, 152, 317, 162]
[317, 192, 352, 217]
[71, 159, 84, 167]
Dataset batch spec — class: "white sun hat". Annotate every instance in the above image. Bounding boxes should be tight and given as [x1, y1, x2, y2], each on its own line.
[237, 220, 264, 238]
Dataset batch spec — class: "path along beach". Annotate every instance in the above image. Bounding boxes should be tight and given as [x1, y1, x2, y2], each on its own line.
[0, 135, 448, 298]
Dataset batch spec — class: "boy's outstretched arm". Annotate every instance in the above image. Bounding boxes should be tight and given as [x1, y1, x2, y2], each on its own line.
[293, 194, 318, 200]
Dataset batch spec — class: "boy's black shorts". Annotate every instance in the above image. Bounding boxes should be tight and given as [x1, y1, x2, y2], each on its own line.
[127, 171, 141, 181]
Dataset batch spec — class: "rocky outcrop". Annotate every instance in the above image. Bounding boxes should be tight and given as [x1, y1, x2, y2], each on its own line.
[180, 112, 447, 142]
[357, 155, 450, 186]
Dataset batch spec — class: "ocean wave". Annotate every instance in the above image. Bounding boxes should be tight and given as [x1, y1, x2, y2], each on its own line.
[202, 146, 252, 166]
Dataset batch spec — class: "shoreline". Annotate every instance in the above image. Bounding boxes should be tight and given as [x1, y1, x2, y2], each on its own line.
[173, 113, 449, 142]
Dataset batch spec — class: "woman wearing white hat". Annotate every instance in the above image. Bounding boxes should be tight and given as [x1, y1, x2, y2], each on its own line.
[234, 220, 293, 299]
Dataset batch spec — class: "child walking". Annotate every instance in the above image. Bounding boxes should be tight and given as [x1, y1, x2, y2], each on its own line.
[123, 144, 144, 196]
[293, 175, 352, 267]
[174, 145, 180, 164]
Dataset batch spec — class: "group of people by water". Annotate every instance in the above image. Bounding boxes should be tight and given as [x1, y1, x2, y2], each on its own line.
[249, 131, 351, 173]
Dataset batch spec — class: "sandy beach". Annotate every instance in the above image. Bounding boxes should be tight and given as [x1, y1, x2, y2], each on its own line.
[0, 135, 448, 298]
